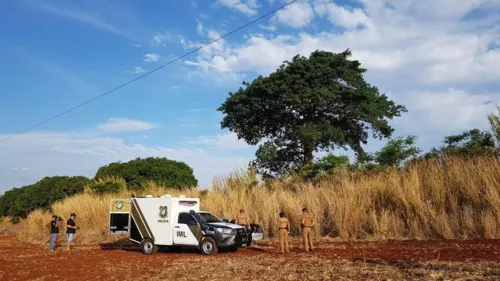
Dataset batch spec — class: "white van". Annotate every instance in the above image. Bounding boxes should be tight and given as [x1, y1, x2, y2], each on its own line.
[108, 195, 259, 255]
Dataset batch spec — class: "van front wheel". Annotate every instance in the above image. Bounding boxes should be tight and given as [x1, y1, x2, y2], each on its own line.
[200, 237, 218, 255]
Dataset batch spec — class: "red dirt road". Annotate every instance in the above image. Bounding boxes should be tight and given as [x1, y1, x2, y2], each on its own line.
[1, 234, 500, 281]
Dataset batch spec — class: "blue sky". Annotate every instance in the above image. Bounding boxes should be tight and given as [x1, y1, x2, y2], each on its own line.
[0, 0, 499, 193]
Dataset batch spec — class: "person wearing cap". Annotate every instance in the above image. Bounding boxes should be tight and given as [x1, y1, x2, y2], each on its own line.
[66, 213, 78, 250]
[49, 215, 60, 251]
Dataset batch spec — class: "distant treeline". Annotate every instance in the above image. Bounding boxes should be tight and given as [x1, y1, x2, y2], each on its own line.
[0, 157, 198, 221]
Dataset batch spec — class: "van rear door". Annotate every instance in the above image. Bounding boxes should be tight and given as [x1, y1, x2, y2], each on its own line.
[109, 199, 130, 234]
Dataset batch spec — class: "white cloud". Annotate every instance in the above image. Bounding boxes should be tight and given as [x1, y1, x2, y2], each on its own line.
[31, 1, 128, 38]
[313, 0, 372, 29]
[180, 37, 204, 49]
[189, 132, 253, 149]
[216, 0, 259, 16]
[150, 30, 181, 46]
[143, 53, 159, 62]
[196, 19, 204, 36]
[392, 89, 500, 136]
[271, 1, 315, 28]
[97, 118, 158, 133]
[187, 0, 500, 80]
[258, 24, 277, 31]
[127, 66, 146, 74]
[0, 131, 253, 191]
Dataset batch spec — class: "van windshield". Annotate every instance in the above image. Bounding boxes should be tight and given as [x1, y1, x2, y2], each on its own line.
[196, 212, 222, 223]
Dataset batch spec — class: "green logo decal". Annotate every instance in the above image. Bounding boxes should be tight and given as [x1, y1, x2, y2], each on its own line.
[159, 206, 168, 218]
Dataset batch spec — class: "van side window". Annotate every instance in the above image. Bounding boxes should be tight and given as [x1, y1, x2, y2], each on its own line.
[178, 213, 196, 224]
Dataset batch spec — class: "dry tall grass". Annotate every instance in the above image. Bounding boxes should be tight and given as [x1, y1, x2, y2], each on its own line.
[19, 155, 500, 245]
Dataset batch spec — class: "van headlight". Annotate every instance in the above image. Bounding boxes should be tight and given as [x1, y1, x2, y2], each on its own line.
[216, 228, 236, 235]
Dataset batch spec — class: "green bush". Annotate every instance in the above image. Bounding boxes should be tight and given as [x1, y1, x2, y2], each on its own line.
[90, 181, 126, 195]
[95, 157, 198, 190]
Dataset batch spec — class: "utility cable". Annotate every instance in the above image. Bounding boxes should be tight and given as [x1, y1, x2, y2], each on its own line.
[0, 0, 298, 142]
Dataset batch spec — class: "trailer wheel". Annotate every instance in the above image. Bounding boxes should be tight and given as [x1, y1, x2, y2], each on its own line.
[199, 237, 218, 255]
[140, 238, 157, 255]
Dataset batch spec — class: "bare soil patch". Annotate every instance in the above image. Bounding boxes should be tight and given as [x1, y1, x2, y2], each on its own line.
[0, 235, 499, 280]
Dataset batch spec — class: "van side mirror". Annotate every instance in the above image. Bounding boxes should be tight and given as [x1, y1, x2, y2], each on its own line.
[222, 219, 229, 223]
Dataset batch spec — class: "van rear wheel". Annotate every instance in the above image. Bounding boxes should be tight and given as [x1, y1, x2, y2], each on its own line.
[200, 237, 218, 255]
[140, 238, 157, 255]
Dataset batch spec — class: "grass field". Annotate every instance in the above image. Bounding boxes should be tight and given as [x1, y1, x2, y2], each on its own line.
[18, 155, 500, 245]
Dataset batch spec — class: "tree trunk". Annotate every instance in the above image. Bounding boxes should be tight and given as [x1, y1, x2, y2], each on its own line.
[303, 146, 313, 166]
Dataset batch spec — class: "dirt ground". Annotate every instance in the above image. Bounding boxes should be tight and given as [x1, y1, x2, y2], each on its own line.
[1, 230, 500, 280]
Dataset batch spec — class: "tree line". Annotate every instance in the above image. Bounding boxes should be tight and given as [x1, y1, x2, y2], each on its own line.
[299, 128, 499, 179]
[0, 157, 197, 221]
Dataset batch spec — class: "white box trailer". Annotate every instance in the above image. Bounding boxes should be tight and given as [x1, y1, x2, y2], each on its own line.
[108, 195, 260, 255]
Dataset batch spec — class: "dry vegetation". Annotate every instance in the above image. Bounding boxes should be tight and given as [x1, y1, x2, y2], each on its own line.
[19, 155, 500, 245]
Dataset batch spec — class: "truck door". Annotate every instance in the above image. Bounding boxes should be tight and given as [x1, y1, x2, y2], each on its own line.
[173, 212, 200, 246]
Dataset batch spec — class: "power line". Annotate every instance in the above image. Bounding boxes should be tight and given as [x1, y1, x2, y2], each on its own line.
[0, 0, 298, 142]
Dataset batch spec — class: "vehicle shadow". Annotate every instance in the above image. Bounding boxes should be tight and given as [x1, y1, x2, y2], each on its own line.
[243, 246, 266, 253]
[99, 241, 139, 252]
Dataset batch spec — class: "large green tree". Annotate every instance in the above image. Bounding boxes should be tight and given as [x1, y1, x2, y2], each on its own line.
[95, 157, 198, 190]
[218, 49, 407, 178]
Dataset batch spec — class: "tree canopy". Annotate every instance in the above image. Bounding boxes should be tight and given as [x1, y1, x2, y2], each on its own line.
[95, 157, 198, 190]
[300, 153, 350, 179]
[218, 49, 407, 178]
[372, 135, 421, 167]
[0, 176, 91, 218]
[439, 129, 496, 156]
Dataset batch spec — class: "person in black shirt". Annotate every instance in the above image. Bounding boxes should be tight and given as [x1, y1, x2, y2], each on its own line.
[49, 215, 60, 251]
[66, 213, 78, 250]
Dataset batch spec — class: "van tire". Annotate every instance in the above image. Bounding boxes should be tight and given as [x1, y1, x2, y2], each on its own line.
[200, 237, 218, 255]
[140, 238, 157, 255]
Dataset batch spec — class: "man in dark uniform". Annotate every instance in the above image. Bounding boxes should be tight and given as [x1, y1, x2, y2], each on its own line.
[66, 213, 78, 250]
[49, 215, 60, 251]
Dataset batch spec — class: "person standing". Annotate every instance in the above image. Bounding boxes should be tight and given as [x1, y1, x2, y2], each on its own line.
[301, 208, 314, 252]
[278, 211, 290, 254]
[66, 213, 78, 250]
[236, 209, 250, 231]
[49, 215, 60, 251]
